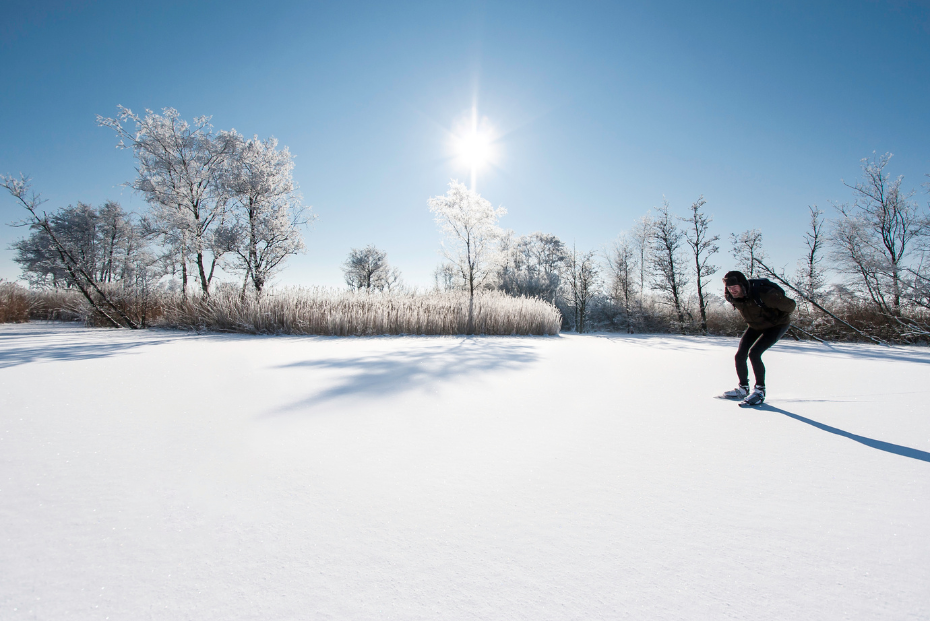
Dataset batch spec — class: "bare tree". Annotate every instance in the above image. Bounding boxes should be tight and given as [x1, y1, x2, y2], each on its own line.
[755, 257, 889, 346]
[631, 214, 653, 310]
[681, 195, 719, 334]
[830, 216, 887, 310]
[605, 233, 637, 331]
[1, 175, 139, 328]
[650, 200, 690, 330]
[832, 153, 926, 313]
[902, 261, 930, 311]
[730, 229, 765, 278]
[902, 168, 930, 311]
[795, 206, 826, 307]
[343, 245, 401, 291]
[98, 106, 237, 296]
[433, 263, 458, 292]
[562, 243, 599, 333]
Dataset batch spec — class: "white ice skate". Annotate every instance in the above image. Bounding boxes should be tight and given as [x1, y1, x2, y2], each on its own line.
[739, 385, 766, 407]
[719, 385, 750, 400]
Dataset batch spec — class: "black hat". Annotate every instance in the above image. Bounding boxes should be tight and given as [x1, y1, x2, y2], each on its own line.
[723, 271, 747, 287]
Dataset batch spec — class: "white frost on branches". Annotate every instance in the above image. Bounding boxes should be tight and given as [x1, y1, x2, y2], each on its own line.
[98, 106, 237, 296]
[219, 134, 310, 294]
[427, 180, 506, 298]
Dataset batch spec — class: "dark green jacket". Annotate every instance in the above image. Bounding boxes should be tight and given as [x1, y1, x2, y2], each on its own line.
[726, 287, 796, 330]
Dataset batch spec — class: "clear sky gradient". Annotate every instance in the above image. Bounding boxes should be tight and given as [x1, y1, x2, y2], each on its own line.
[2, 0, 929, 291]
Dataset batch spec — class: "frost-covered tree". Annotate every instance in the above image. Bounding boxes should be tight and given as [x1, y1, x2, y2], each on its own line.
[681, 195, 719, 334]
[1, 175, 139, 328]
[631, 214, 653, 309]
[218, 134, 309, 295]
[561, 244, 599, 333]
[428, 180, 506, 297]
[433, 263, 458, 292]
[651, 201, 690, 329]
[343, 245, 401, 291]
[11, 200, 141, 288]
[497, 231, 566, 302]
[97, 200, 141, 284]
[98, 106, 237, 296]
[730, 229, 765, 278]
[795, 206, 826, 306]
[605, 233, 637, 328]
[903, 258, 930, 313]
[11, 203, 94, 288]
[832, 153, 927, 313]
[428, 180, 506, 333]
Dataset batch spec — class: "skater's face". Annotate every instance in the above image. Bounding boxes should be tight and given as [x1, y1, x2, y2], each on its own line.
[726, 284, 745, 298]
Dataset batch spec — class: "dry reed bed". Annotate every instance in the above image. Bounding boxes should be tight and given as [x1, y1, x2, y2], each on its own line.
[0, 285, 561, 335]
[159, 288, 562, 336]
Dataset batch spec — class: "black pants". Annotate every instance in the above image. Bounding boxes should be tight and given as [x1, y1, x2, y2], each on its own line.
[736, 324, 790, 387]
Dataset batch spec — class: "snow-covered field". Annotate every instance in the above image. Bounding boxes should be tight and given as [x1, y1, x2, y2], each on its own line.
[1, 322, 928, 620]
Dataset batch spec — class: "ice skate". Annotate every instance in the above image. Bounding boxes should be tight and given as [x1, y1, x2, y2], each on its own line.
[718, 384, 749, 400]
[739, 385, 766, 407]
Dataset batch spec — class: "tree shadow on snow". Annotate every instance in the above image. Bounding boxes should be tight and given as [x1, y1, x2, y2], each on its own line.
[265, 337, 540, 415]
[760, 404, 930, 464]
[0, 323, 179, 369]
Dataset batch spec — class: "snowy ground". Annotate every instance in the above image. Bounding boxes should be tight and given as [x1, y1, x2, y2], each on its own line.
[1, 322, 928, 620]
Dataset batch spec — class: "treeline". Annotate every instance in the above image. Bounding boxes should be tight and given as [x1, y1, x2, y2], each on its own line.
[371, 156, 926, 343]
[2, 104, 928, 342]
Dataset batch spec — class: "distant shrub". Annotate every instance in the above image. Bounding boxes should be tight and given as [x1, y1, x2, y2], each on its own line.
[704, 304, 747, 337]
[28, 288, 86, 322]
[0, 281, 33, 323]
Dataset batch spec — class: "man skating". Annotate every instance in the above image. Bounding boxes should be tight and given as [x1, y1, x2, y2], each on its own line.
[721, 270, 796, 407]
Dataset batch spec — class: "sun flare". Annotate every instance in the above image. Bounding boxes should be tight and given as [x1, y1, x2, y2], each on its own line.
[450, 107, 498, 191]
[457, 130, 492, 170]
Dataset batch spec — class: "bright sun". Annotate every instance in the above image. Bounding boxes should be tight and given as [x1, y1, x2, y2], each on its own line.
[450, 107, 497, 191]
[457, 131, 492, 169]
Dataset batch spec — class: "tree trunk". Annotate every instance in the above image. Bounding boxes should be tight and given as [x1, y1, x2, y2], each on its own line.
[197, 251, 210, 296]
[694, 254, 707, 334]
[180, 248, 188, 297]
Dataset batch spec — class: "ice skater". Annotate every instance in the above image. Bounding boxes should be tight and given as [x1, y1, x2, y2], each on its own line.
[720, 270, 796, 406]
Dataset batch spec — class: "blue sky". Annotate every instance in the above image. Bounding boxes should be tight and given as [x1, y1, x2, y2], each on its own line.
[2, 0, 929, 290]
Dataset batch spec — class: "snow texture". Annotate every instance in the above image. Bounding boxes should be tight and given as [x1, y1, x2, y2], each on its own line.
[1, 323, 928, 620]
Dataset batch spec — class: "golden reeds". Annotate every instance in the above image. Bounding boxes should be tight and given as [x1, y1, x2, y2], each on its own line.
[158, 288, 562, 335]
[5, 286, 561, 335]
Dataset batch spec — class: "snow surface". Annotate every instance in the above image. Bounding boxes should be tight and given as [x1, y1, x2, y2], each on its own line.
[1, 322, 929, 620]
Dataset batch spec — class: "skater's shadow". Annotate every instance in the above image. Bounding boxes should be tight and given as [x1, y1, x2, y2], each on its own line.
[759, 404, 930, 464]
